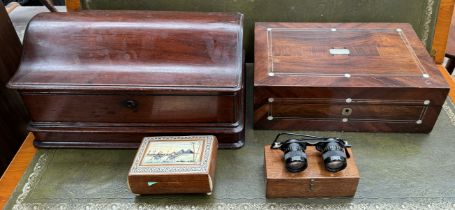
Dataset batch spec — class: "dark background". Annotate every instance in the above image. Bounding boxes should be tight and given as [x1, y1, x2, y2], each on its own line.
[1, 0, 64, 6]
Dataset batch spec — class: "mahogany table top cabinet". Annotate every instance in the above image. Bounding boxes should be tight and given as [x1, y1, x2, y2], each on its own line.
[264, 146, 359, 198]
[128, 136, 217, 195]
[0, 2, 28, 174]
[254, 23, 449, 133]
[8, 11, 245, 149]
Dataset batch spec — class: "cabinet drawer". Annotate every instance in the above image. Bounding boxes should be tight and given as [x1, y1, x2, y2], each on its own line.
[23, 94, 236, 124]
[268, 98, 428, 123]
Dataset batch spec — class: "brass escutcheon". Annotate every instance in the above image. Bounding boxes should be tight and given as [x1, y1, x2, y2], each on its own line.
[342, 108, 352, 116]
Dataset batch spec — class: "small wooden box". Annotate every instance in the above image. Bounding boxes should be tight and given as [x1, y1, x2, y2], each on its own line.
[254, 23, 449, 133]
[128, 136, 217, 195]
[264, 145, 359, 198]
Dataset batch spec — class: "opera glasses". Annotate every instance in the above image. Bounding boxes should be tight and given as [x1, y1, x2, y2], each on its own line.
[270, 133, 351, 173]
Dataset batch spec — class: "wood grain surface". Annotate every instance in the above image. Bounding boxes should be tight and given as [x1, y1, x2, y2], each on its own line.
[445, 4, 455, 57]
[0, 133, 36, 209]
[439, 66, 455, 99]
[23, 94, 236, 124]
[265, 146, 359, 198]
[9, 11, 244, 91]
[433, 0, 455, 63]
[65, 0, 80, 11]
[254, 23, 449, 132]
[128, 136, 218, 194]
[8, 11, 245, 149]
[255, 23, 447, 88]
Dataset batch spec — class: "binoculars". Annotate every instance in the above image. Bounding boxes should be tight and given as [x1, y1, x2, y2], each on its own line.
[271, 133, 351, 173]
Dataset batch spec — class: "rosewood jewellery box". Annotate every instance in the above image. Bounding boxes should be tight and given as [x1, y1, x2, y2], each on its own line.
[128, 136, 217, 195]
[8, 11, 245, 148]
[254, 23, 449, 132]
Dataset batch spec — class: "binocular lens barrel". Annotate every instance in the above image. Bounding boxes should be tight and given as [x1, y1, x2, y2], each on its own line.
[279, 138, 348, 173]
[283, 142, 308, 173]
[320, 140, 347, 172]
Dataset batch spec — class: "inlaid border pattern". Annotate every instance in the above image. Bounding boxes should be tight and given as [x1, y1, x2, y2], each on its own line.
[267, 98, 430, 124]
[129, 136, 213, 175]
[267, 28, 429, 78]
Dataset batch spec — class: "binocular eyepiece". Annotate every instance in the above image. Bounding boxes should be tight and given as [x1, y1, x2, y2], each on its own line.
[271, 133, 351, 173]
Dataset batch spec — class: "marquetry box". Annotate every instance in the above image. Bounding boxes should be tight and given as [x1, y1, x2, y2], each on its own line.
[254, 23, 449, 132]
[128, 136, 217, 195]
[8, 11, 245, 148]
[264, 145, 359, 198]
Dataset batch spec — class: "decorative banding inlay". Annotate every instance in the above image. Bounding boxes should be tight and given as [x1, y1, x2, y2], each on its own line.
[266, 98, 430, 123]
[266, 27, 429, 78]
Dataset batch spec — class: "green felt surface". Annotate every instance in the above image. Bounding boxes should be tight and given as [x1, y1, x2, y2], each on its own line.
[5, 64, 455, 209]
[80, 0, 440, 62]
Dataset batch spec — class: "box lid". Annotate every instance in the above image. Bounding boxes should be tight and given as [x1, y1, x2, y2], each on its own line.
[129, 135, 217, 177]
[8, 11, 243, 92]
[254, 23, 448, 89]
